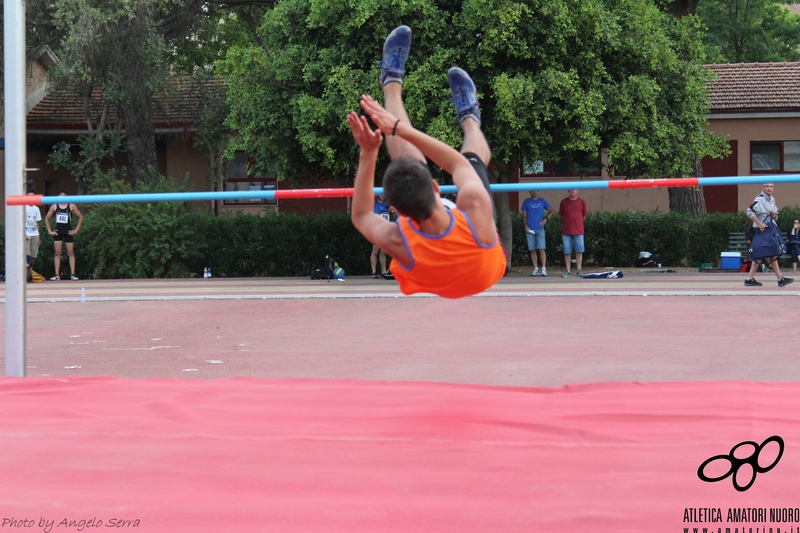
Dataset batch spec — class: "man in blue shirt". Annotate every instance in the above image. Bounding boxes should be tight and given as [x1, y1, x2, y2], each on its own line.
[371, 195, 391, 278]
[520, 190, 554, 276]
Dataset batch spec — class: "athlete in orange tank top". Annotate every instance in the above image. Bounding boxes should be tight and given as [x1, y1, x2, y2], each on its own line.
[392, 209, 505, 298]
[347, 27, 504, 298]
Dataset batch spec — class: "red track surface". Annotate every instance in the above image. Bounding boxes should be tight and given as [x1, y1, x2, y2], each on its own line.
[2, 272, 798, 384]
[2, 272, 800, 532]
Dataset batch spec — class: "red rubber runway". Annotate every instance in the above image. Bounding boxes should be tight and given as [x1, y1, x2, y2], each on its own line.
[2, 272, 800, 532]
[3, 273, 799, 384]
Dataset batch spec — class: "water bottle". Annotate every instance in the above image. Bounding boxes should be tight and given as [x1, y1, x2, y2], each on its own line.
[203, 267, 209, 278]
[80, 287, 86, 303]
[207, 267, 212, 278]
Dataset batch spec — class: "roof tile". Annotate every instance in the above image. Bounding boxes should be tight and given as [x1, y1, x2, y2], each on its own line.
[706, 62, 800, 112]
[27, 76, 227, 130]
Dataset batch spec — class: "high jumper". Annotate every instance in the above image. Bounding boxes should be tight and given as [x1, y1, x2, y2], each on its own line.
[347, 25, 506, 299]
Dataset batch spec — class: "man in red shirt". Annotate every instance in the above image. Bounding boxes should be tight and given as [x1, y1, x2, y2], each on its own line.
[559, 189, 588, 277]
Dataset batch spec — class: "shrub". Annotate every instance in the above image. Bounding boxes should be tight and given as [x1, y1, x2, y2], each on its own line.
[77, 178, 203, 279]
[2, 204, 799, 277]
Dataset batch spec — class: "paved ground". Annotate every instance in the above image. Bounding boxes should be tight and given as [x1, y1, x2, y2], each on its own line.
[2, 269, 799, 386]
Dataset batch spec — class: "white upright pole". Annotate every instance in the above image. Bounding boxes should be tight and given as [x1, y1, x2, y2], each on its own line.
[4, 0, 27, 376]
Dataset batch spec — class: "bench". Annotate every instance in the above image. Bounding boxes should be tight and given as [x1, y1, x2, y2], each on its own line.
[727, 232, 750, 262]
[728, 231, 792, 264]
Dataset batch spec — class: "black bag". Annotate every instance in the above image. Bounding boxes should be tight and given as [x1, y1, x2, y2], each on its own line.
[634, 255, 663, 268]
[310, 255, 337, 280]
[749, 217, 785, 262]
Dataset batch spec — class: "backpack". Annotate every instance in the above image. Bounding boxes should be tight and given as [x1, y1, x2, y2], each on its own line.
[634, 252, 663, 268]
[310, 255, 338, 280]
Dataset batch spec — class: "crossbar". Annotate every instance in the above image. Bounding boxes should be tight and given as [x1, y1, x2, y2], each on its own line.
[8, 174, 800, 206]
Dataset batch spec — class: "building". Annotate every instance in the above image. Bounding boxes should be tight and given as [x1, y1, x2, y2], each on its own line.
[3, 55, 799, 218]
[517, 62, 800, 213]
[0, 50, 345, 218]
[703, 62, 800, 211]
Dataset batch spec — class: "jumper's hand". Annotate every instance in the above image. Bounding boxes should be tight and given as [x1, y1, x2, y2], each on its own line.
[347, 112, 382, 153]
[359, 95, 400, 136]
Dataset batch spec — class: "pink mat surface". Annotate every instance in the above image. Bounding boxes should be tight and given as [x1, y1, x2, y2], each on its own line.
[2, 377, 799, 533]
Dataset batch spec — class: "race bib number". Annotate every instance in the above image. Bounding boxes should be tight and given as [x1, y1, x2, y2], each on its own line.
[380, 213, 391, 221]
[56, 212, 69, 224]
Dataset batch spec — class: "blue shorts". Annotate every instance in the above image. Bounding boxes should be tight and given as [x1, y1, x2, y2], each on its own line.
[562, 234, 585, 255]
[526, 230, 546, 251]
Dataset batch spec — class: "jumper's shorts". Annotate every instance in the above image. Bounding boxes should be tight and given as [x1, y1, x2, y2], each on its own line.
[53, 233, 74, 244]
[562, 234, 585, 255]
[462, 152, 495, 221]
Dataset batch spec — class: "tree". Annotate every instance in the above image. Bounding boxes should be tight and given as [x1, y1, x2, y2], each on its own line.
[46, 0, 174, 185]
[36, 0, 271, 186]
[222, 0, 726, 257]
[697, 0, 800, 63]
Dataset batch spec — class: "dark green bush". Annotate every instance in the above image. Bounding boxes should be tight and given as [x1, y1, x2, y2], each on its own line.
[195, 210, 372, 277]
[72, 178, 203, 279]
[2, 204, 799, 277]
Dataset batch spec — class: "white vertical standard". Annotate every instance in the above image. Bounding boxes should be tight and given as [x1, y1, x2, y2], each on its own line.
[4, 0, 27, 376]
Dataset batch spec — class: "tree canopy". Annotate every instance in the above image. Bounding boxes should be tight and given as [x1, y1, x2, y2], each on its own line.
[222, 0, 727, 248]
[9, 0, 732, 238]
[697, 0, 800, 63]
[18, 0, 266, 188]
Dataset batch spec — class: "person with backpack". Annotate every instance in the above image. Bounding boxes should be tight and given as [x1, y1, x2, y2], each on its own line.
[44, 191, 84, 281]
[743, 183, 792, 287]
[347, 26, 505, 299]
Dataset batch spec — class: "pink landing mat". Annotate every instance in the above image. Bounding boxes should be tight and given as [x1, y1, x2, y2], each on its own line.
[2, 378, 800, 533]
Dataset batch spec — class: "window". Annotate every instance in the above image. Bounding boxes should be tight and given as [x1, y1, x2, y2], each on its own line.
[785, 142, 800, 172]
[223, 151, 278, 206]
[751, 141, 800, 173]
[521, 157, 602, 177]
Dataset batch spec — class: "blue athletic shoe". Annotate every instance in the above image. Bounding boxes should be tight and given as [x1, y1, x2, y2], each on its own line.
[378, 26, 412, 86]
[448, 67, 481, 125]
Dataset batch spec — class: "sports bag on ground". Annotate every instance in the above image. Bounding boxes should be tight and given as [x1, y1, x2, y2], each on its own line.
[310, 255, 337, 280]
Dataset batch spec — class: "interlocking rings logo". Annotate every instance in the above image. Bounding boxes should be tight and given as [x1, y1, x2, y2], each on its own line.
[697, 436, 784, 492]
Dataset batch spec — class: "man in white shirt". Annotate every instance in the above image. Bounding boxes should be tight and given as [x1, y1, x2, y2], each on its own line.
[25, 188, 42, 277]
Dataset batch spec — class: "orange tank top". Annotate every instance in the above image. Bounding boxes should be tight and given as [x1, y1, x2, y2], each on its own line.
[390, 208, 506, 299]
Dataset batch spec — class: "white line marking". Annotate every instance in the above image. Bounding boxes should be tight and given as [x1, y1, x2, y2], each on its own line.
[4, 290, 799, 303]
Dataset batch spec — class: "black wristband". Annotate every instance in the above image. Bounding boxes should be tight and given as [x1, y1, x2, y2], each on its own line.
[392, 119, 400, 136]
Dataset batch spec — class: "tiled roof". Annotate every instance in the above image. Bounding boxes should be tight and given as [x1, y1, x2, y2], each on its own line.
[28, 76, 227, 130]
[28, 64, 800, 125]
[706, 62, 800, 112]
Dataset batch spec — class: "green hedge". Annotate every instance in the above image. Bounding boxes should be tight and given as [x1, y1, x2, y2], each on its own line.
[2, 205, 799, 278]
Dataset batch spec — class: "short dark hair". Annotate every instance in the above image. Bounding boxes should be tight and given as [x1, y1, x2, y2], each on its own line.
[382, 157, 436, 221]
